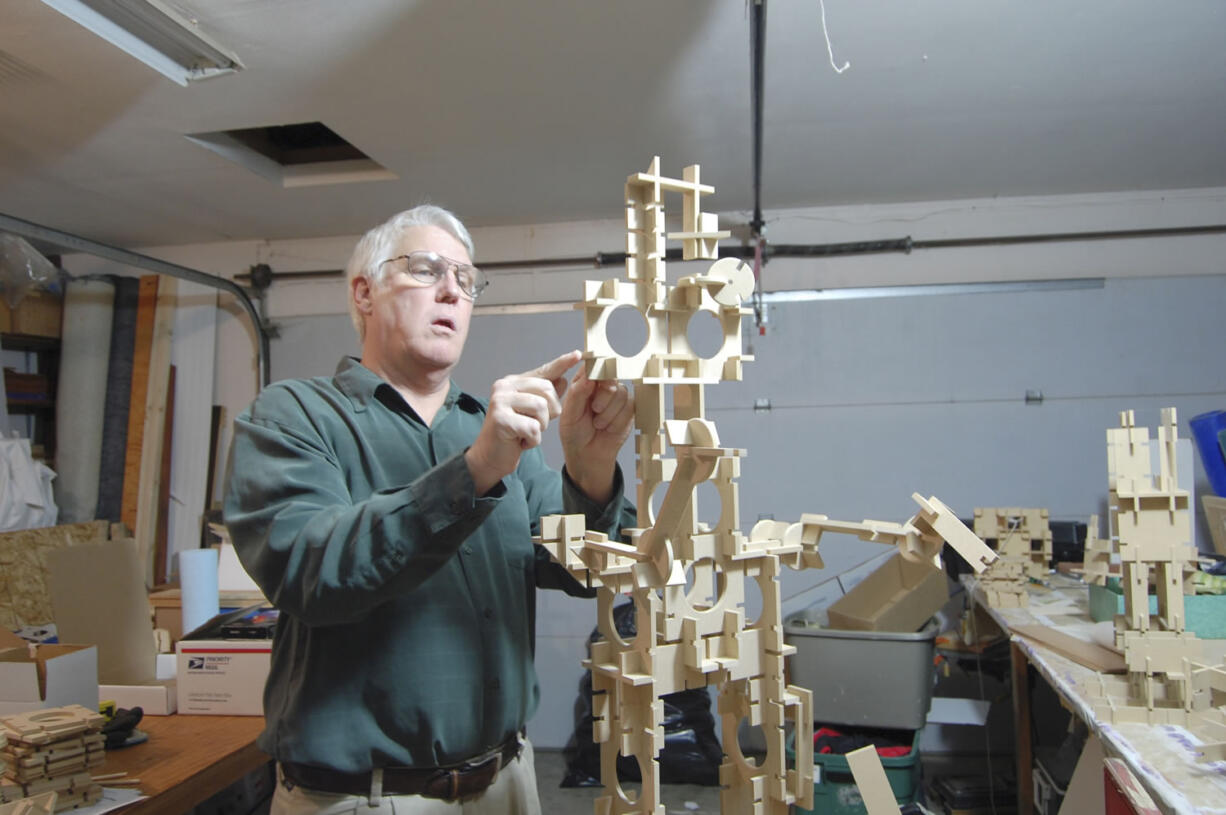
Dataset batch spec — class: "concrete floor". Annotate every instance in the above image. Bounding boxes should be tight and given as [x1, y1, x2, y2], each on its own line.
[534, 749, 722, 815]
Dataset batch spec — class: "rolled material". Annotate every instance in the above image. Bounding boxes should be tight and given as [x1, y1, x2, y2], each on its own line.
[97, 276, 139, 522]
[54, 278, 115, 523]
[179, 547, 219, 636]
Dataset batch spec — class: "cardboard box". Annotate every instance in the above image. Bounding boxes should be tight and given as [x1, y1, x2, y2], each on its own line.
[99, 680, 177, 715]
[0, 643, 98, 715]
[48, 539, 156, 685]
[99, 654, 179, 715]
[176, 640, 270, 715]
[826, 552, 950, 632]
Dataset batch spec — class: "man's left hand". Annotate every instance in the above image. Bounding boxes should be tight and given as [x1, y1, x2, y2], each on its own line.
[559, 365, 634, 505]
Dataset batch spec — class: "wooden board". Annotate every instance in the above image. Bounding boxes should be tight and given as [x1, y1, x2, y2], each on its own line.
[1205, 495, 1226, 556]
[845, 745, 900, 815]
[153, 365, 176, 587]
[121, 275, 159, 531]
[202, 404, 225, 544]
[1013, 623, 1127, 673]
[134, 277, 176, 588]
[0, 522, 111, 628]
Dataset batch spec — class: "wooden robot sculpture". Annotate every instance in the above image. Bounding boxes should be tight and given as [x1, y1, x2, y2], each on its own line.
[969, 506, 1053, 608]
[1090, 408, 1226, 738]
[537, 158, 996, 814]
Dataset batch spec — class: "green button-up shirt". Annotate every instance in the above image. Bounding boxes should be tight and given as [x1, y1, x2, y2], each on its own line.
[223, 357, 633, 772]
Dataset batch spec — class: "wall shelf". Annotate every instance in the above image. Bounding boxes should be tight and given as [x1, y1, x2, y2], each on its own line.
[1, 332, 59, 459]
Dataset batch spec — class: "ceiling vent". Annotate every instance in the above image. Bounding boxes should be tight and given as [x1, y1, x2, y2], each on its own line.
[186, 121, 396, 188]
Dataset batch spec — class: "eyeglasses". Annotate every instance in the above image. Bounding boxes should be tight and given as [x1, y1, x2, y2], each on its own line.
[378, 251, 489, 300]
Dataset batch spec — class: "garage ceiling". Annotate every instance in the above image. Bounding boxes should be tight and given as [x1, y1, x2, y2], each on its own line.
[1, 0, 1224, 250]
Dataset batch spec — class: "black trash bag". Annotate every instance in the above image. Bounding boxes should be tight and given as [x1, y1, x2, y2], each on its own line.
[560, 600, 724, 787]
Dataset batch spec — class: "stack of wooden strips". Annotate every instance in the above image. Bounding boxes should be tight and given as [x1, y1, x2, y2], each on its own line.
[0, 790, 56, 814]
[0, 705, 104, 810]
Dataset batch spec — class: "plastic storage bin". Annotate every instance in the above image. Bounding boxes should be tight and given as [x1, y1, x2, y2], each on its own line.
[784, 614, 938, 729]
[788, 729, 921, 815]
[1190, 410, 1226, 497]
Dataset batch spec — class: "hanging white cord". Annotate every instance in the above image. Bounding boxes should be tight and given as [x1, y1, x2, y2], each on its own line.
[819, 0, 851, 74]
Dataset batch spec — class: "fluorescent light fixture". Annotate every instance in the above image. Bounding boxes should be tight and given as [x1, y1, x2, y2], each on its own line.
[39, 0, 243, 85]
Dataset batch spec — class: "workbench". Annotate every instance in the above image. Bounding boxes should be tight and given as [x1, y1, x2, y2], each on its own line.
[98, 715, 268, 814]
[965, 574, 1226, 814]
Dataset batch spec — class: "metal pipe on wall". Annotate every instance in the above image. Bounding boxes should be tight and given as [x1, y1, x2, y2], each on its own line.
[0, 212, 271, 388]
[230, 221, 1226, 285]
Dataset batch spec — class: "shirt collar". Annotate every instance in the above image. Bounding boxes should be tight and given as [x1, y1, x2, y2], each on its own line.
[333, 356, 483, 415]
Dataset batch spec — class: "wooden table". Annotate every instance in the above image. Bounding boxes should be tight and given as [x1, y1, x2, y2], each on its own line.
[99, 715, 269, 814]
[965, 575, 1226, 815]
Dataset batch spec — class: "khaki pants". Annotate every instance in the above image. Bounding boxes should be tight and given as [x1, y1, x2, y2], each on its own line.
[270, 739, 541, 815]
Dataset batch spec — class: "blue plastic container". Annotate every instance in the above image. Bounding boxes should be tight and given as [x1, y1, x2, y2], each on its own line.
[1190, 410, 1226, 497]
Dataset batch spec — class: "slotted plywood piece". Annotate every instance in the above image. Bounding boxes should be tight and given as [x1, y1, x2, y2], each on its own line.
[845, 745, 900, 815]
[0, 706, 103, 746]
[0, 791, 56, 814]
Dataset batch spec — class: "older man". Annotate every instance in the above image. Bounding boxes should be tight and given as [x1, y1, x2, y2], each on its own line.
[224, 205, 635, 814]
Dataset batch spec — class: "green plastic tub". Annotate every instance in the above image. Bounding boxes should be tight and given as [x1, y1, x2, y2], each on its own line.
[788, 729, 921, 815]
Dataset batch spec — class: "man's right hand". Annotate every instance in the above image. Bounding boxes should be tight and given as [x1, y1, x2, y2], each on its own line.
[464, 351, 582, 495]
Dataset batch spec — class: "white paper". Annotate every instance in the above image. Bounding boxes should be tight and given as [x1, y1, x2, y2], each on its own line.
[73, 788, 146, 815]
[926, 697, 991, 725]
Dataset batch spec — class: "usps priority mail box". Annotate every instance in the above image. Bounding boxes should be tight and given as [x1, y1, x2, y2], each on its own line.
[175, 639, 270, 715]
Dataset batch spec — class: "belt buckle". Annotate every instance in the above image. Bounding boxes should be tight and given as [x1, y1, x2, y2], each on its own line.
[446, 750, 501, 802]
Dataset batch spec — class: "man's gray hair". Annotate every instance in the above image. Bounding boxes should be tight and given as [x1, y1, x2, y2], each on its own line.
[346, 204, 476, 339]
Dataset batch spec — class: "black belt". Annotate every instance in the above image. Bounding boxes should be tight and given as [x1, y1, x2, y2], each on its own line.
[281, 734, 522, 801]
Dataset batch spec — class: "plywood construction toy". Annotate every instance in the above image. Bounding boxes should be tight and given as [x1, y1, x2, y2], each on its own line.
[0, 705, 104, 811]
[973, 507, 1052, 579]
[1085, 409, 1226, 744]
[1079, 514, 1112, 586]
[537, 158, 996, 815]
[969, 507, 1053, 608]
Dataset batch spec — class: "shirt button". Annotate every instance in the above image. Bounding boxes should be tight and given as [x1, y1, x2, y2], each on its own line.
[483, 608, 493, 619]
